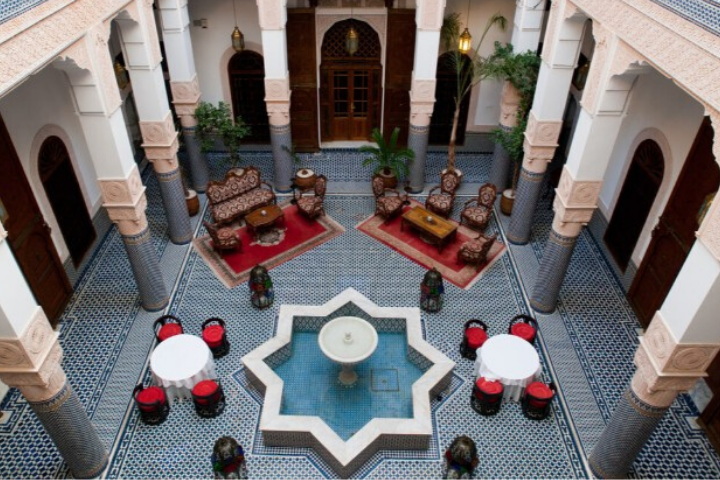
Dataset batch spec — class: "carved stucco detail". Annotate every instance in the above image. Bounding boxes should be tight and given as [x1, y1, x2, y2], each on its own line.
[409, 79, 436, 127]
[525, 111, 562, 147]
[266, 101, 291, 126]
[411, 80, 436, 103]
[265, 78, 291, 101]
[89, 22, 122, 114]
[99, 165, 143, 205]
[3, 342, 66, 402]
[609, 40, 647, 78]
[418, 0, 444, 31]
[100, 166, 150, 236]
[521, 141, 555, 173]
[0, 308, 57, 370]
[579, 23, 612, 115]
[257, 0, 285, 30]
[57, 39, 94, 73]
[140, 112, 176, 146]
[170, 76, 201, 104]
[556, 166, 602, 208]
[499, 81, 521, 128]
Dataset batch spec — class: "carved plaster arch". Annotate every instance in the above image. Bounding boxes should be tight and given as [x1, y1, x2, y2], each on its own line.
[220, 41, 265, 118]
[28, 125, 95, 261]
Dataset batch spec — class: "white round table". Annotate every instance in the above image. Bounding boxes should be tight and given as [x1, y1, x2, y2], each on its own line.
[472, 334, 541, 402]
[150, 334, 216, 404]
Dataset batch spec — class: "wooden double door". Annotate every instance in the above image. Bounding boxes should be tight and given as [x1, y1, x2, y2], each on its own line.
[323, 66, 380, 141]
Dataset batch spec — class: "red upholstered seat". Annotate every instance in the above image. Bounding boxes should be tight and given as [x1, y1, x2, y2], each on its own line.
[193, 380, 220, 404]
[202, 325, 225, 348]
[475, 378, 503, 401]
[525, 381, 554, 407]
[465, 328, 488, 350]
[135, 386, 166, 411]
[511, 322, 536, 343]
[158, 323, 183, 342]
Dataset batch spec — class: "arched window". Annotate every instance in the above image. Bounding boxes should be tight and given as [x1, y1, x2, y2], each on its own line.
[429, 52, 472, 146]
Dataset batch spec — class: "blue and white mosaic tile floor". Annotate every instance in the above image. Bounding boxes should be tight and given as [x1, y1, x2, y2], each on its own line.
[1, 150, 719, 478]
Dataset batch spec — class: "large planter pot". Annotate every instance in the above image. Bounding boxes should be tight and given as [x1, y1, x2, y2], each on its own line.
[500, 189, 515, 216]
[441, 167, 464, 185]
[293, 168, 317, 191]
[186, 189, 200, 217]
[378, 168, 398, 189]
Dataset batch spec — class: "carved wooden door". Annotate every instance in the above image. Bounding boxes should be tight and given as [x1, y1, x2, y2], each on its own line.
[328, 67, 379, 140]
[287, 9, 319, 151]
[382, 9, 415, 146]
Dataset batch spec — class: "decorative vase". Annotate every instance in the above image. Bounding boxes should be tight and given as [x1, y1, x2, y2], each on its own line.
[186, 189, 200, 217]
[293, 168, 317, 191]
[500, 189, 515, 216]
[378, 168, 398, 189]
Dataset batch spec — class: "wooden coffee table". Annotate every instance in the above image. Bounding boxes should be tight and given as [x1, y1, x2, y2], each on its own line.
[245, 204, 284, 240]
[401, 206, 458, 253]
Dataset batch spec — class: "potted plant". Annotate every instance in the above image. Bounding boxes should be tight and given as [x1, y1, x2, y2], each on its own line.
[359, 127, 414, 189]
[284, 143, 317, 190]
[439, 12, 507, 182]
[194, 101, 251, 175]
[486, 42, 541, 215]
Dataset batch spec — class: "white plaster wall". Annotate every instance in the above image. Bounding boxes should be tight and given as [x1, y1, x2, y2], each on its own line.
[187, 0, 263, 104]
[600, 70, 705, 266]
[0, 67, 101, 263]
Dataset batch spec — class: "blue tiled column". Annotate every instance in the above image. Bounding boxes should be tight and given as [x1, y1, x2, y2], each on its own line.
[507, 167, 545, 244]
[23, 381, 108, 479]
[530, 227, 579, 313]
[121, 227, 169, 311]
[489, 137, 511, 191]
[270, 123, 293, 193]
[156, 168, 193, 244]
[182, 127, 209, 192]
[408, 124, 430, 193]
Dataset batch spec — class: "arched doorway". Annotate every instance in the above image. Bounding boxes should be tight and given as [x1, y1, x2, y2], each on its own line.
[429, 52, 471, 146]
[604, 139, 665, 271]
[228, 51, 270, 143]
[320, 20, 382, 141]
[39, 136, 96, 267]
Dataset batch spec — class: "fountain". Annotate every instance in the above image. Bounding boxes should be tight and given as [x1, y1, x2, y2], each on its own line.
[318, 316, 378, 386]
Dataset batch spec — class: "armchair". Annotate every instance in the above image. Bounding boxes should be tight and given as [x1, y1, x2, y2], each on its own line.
[457, 233, 497, 269]
[372, 175, 408, 222]
[204, 221, 242, 253]
[425, 170, 460, 218]
[460, 183, 497, 232]
[293, 175, 327, 220]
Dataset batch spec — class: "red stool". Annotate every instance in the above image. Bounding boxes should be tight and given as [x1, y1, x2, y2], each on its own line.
[153, 315, 184, 343]
[192, 379, 226, 418]
[471, 377, 504, 415]
[460, 320, 488, 360]
[202, 318, 230, 359]
[508, 314, 538, 344]
[133, 384, 170, 425]
[522, 381, 556, 420]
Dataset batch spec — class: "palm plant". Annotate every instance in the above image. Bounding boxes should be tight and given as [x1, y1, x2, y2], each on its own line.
[440, 12, 507, 173]
[360, 127, 414, 179]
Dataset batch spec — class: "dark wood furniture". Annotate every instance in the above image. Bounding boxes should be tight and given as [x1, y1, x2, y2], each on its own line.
[372, 175, 408, 222]
[457, 233, 497, 269]
[426, 170, 460, 218]
[460, 183, 497, 232]
[206, 166, 276, 225]
[292, 174, 327, 220]
[245, 204, 285, 240]
[401, 206, 458, 253]
[203, 221, 241, 253]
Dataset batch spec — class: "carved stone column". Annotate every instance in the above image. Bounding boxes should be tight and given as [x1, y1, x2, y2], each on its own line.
[140, 113, 193, 244]
[507, 112, 561, 244]
[530, 167, 599, 312]
[489, 82, 521, 191]
[588, 312, 720, 478]
[171, 76, 209, 192]
[0, 309, 108, 479]
[100, 166, 169, 311]
[408, 79, 436, 192]
[265, 79, 294, 193]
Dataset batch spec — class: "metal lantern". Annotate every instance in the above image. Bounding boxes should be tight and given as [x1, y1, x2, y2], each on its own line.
[345, 26, 359, 56]
[249, 264, 274, 309]
[420, 268, 444, 312]
[443, 435, 479, 479]
[458, 28, 472, 55]
[211, 436, 246, 479]
[231, 26, 245, 52]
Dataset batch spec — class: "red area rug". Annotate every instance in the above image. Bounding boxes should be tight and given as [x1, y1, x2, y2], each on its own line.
[356, 200, 506, 290]
[193, 203, 345, 288]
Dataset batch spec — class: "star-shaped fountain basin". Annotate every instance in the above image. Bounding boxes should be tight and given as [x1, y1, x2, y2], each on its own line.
[242, 288, 455, 478]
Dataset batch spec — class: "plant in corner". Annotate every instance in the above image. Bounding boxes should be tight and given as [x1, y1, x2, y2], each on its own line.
[194, 101, 251, 174]
[439, 12, 507, 180]
[359, 127, 414, 189]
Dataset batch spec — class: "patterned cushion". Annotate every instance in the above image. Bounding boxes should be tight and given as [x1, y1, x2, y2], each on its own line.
[377, 196, 404, 215]
[461, 207, 491, 226]
[461, 238, 487, 253]
[217, 228, 237, 241]
[211, 189, 274, 222]
[297, 196, 323, 214]
[426, 194, 453, 215]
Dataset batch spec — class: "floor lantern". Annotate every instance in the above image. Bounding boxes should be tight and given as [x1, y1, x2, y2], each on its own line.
[249, 264, 274, 309]
[443, 435, 479, 479]
[211, 436, 246, 479]
[420, 267, 444, 312]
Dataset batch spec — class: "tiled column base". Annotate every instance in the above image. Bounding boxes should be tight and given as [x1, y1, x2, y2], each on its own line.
[408, 124, 430, 193]
[587, 387, 673, 479]
[489, 131, 511, 190]
[270, 124, 293, 193]
[182, 127, 209, 193]
[24, 382, 108, 479]
[507, 167, 545, 245]
[530, 228, 579, 313]
[156, 168, 192, 244]
[121, 227, 169, 311]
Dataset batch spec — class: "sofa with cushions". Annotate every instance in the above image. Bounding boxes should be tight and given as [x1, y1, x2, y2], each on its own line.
[206, 167, 276, 224]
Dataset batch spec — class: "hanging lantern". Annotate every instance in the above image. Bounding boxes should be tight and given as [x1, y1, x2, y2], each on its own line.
[420, 268, 444, 313]
[231, 26, 245, 52]
[458, 27, 472, 55]
[345, 26, 359, 56]
[249, 265, 274, 309]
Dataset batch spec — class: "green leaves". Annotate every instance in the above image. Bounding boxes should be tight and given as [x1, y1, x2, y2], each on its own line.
[360, 127, 414, 179]
[194, 101, 251, 167]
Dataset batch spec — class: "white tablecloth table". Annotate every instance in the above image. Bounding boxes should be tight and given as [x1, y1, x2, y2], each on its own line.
[472, 334, 541, 402]
[150, 334, 216, 404]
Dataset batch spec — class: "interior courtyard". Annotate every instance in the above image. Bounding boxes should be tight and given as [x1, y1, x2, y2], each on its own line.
[1, 0, 720, 478]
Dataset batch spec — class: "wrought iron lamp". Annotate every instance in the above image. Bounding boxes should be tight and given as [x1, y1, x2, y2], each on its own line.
[458, 0, 472, 54]
[231, 0, 245, 52]
[345, 1, 359, 56]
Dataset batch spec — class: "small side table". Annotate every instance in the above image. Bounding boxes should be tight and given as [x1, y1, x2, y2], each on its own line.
[245, 204, 285, 240]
